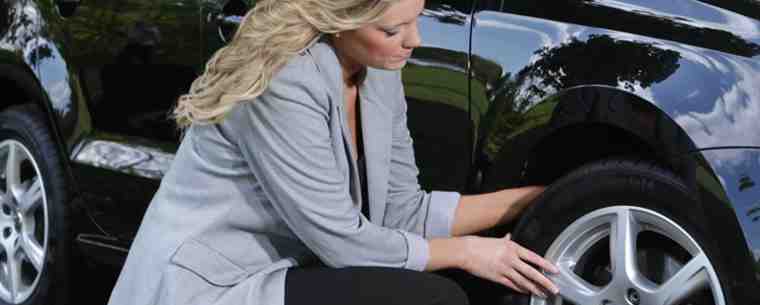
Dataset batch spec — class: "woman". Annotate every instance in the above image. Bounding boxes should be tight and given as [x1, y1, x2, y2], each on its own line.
[107, 0, 559, 304]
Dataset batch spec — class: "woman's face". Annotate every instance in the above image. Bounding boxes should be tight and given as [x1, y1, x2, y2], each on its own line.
[334, 0, 424, 71]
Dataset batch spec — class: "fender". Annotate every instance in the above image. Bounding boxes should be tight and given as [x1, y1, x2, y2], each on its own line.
[480, 85, 758, 299]
[480, 85, 697, 190]
[0, 51, 78, 192]
[0, 56, 49, 110]
[687, 147, 760, 300]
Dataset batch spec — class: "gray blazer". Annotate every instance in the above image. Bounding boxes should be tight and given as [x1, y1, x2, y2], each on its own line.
[106, 38, 461, 305]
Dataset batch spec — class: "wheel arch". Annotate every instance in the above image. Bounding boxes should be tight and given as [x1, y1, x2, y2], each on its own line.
[0, 61, 76, 189]
[480, 85, 697, 191]
[478, 84, 759, 302]
[0, 63, 48, 110]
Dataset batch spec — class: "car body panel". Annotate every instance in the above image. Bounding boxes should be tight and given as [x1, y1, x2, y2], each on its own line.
[690, 147, 760, 299]
[2, 0, 82, 186]
[471, 0, 760, 296]
[41, 0, 203, 241]
[403, 1, 474, 192]
[495, 0, 760, 58]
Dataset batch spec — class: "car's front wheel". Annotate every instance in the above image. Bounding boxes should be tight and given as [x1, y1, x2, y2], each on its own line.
[0, 105, 70, 305]
[513, 158, 733, 305]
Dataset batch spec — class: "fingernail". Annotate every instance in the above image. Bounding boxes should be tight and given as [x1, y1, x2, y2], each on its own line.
[552, 286, 559, 294]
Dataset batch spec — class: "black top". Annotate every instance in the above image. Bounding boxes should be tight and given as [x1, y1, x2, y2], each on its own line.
[356, 97, 371, 220]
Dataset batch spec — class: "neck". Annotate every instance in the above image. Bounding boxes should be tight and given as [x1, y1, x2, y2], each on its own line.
[337, 55, 364, 87]
[330, 39, 364, 86]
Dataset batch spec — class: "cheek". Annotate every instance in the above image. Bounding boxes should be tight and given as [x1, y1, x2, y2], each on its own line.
[358, 34, 400, 62]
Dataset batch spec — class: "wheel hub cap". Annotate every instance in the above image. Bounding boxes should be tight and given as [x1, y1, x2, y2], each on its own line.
[12, 212, 20, 230]
[626, 288, 640, 305]
[0, 140, 49, 304]
[530, 206, 725, 305]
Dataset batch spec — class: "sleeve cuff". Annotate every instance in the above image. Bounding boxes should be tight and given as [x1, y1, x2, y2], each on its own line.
[424, 191, 461, 238]
[400, 230, 429, 271]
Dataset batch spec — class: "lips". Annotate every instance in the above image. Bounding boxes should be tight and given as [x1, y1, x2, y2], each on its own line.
[395, 54, 411, 61]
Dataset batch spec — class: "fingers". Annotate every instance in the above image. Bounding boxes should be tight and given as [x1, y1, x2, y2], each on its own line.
[514, 260, 559, 295]
[497, 275, 526, 294]
[498, 237, 560, 297]
[504, 268, 546, 298]
[493, 234, 561, 298]
[517, 244, 559, 274]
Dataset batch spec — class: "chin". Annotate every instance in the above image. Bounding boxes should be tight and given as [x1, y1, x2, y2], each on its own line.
[373, 60, 407, 71]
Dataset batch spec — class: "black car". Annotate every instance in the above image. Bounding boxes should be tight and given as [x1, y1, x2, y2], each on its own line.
[1, 0, 759, 304]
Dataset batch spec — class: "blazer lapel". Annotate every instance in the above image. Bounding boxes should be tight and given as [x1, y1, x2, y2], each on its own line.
[337, 104, 362, 208]
[335, 73, 393, 225]
[308, 41, 393, 225]
[307, 41, 364, 207]
[358, 76, 392, 225]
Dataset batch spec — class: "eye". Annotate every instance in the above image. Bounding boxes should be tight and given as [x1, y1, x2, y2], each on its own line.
[381, 28, 400, 37]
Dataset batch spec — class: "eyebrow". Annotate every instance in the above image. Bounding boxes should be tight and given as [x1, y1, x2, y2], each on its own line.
[386, 21, 409, 28]
[386, 11, 424, 27]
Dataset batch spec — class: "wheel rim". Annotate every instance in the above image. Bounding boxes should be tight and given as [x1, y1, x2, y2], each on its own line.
[0, 140, 49, 304]
[531, 206, 725, 305]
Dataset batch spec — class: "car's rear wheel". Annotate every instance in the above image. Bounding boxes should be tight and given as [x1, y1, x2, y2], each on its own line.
[512, 158, 733, 305]
[0, 105, 69, 305]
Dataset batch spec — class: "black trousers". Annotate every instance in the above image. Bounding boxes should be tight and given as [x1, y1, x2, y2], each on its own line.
[284, 265, 472, 305]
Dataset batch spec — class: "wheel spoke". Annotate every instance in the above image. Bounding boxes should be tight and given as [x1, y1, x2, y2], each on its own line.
[652, 252, 710, 305]
[548, 206, 724, 305]
[4, 144, 23, 203]
[20, 234, 43, 272]
[6, 251, 21, 302]
[553, 261, 602, 305]
[610, 209, 639, 282]
[17, 177, 41, 214]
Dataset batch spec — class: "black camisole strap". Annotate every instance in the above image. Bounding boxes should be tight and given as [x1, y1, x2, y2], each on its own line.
[356, 96, 371, 220]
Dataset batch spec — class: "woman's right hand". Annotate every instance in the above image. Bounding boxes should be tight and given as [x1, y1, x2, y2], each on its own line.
[460, 233, 560, 298]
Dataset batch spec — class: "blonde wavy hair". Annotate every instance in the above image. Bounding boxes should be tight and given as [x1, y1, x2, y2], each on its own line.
[173, 0, 398, 128]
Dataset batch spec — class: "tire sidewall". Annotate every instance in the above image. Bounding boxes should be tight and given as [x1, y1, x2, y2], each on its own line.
[0, 106, 69, 305]
[513, 160, 733, 305]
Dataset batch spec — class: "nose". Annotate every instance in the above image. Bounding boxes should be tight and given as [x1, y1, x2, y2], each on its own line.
[403, 20, 421, 49]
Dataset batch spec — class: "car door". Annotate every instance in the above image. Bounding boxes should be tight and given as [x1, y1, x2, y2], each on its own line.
[402, 0, 475, 192]
[64, 0, 477, 258]
[63, 0, 203, 252]
[201, 0, 477, 193]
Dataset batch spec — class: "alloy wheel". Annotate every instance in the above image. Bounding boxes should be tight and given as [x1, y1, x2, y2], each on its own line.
[532, 206, 725, 305]
[0, 139, 49, 304]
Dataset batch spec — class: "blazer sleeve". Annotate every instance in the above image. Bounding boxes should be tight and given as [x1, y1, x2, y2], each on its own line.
[382, 71, 462, 239]
[223, 66, 428, 271]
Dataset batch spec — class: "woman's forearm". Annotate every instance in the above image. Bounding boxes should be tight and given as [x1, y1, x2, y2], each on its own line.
[420, 186, 544, 272]
[449, 186, 544, 236]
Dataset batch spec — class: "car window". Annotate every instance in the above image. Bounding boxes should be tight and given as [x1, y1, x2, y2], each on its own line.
[425, 0, 474, 13]
[496, 0, 760, 58]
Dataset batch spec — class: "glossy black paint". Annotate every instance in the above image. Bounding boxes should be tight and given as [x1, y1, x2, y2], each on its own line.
[1, 0, 758, 302]
[471, 0, 760, 298]
[688, 148, 760, 301]
[403, 0, 473, 191]
[59, 0, 203, 242]
[1, 0, 83, 193]
[497, 0, 760, 58]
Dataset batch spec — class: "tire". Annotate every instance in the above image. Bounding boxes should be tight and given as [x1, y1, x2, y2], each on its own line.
[510, 158, 733, 305]
[0, 105, 70, 305]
